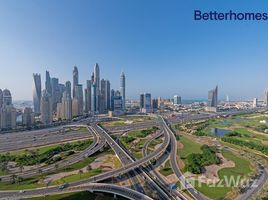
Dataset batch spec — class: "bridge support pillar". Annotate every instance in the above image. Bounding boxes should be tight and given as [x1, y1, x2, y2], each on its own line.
[114, 194, 116, 199]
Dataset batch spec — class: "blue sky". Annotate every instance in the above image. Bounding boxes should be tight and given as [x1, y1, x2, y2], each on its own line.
[0, 0, 268, 100]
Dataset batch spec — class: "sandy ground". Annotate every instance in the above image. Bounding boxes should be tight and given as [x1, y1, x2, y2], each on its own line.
[177, 141, 185, 170]
[43, 154, 119, 183]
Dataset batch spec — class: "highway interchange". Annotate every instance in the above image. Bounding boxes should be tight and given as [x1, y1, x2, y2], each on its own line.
[0, 110, 267, 200]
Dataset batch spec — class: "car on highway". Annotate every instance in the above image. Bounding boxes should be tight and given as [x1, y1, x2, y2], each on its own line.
[19, 190, 25, 194]
[58, 183, 69, 190]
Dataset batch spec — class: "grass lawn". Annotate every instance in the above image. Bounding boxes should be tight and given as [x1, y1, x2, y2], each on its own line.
[218, 150, 252, 180]
[26, 191, 127, 200]
[100, 120, 125, 127]
[128, 130, 145, 137]
[195, 150, 252, 200]
[55, 157, 97, 173]
[3, 139, 93, 156]
[234, 128, 268, 141]
[0, 150, 114, 191]
[0, 176, 45, 190]
[147, 138, 163, 154]
[0, 170, 7, 176]
[119, 127, 159, 160]
[178, 135, 202, 159]
[159, 160, 173, 176]
[3, 144, 60, 156]
[52, 169, 102, 185]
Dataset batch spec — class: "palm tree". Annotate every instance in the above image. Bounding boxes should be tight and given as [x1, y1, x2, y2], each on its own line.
[78, 169, 83, 179]
[17, 177, 23, 185]
[19, 164, 24, 173]
[11, 174, 17, 184]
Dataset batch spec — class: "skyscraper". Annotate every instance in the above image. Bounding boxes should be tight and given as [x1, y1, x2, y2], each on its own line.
[140, 93, 152, 113]
[152, 98, 158, 112]
[99, 79, 106, 113]
[65, 81, 71, 97]
[93, 63, 100, 113]
[94, 63, 100, 90]
[208, 86, 218, 107]
[173, 95, 182, 105]
[45, 71, 52, 95]
[157, 97, 163, 111]
[0, 89, 2, 109]
[33, 74, 42, 115]
[85, 80, 91, 113]
[2, 89, 12, 106]
[105, 80, 111, 110]
[120, 72, 126, 110]
[110, 89, 124, 116]
[140, 94, 144, 109]
[111, 89, 115, 111]
[1, 105, 16, 130]
[91, 83, 97, 113]
[253, 98, 258, 108]
[58, 83, 66, 101]
[51, 77, 60, 110]
[144, 93, 152, 111]
[207, 86, 218, 112]
[40, 90, 53, 125]
[74, 84, 83, 115]
[0, 89, 16, 130]
[22, 107, 35, 127]
[264, 90, 268, 107]
[61, 91, 72, 120]
[73, 66, 79, 98]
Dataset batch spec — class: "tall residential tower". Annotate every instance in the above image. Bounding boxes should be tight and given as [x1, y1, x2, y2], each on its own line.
[33, 74, 42, 115]
[120, 72, 126, 110]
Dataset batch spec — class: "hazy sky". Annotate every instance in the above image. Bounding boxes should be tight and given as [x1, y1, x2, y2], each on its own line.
[1, 0, 268, 100]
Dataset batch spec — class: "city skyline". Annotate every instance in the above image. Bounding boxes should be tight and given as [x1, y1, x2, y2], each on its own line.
[1, 1, 268, 100]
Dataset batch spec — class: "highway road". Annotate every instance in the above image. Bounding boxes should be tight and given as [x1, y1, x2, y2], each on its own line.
[1, 110, 266, 200]
[0, 121, 171, 199]
[0, 125, 106, 183]
[0, 126, 91, 153]
[160, 115, 209, 200]
[235, 164, 268, 200]
[0, 121, 157, 153]
[93, 124, 170, 200]
[142, 131, 189, 200]
[0, 183, 153, 200]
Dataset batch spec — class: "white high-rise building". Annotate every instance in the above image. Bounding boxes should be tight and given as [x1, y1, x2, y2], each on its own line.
[0, 89, 16, 130]
[40, 90, 53, 125]
[253, 98, 258, 108]
[120, 72, 126, 110]
[72, 98, 79, 117]
[173, 95, 182, 105]
[61, 92, 72, 120]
